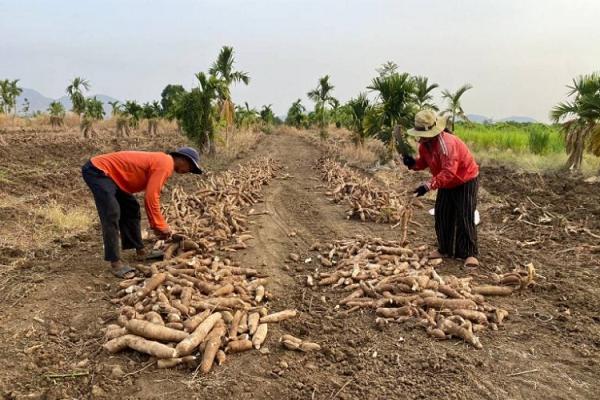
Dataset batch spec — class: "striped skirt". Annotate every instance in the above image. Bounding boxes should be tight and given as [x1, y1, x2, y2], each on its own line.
[434, 177, 479, 258]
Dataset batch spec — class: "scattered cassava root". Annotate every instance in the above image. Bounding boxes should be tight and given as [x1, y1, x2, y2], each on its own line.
[309, 235, 536, 349]
[317, 158, 413, 232]
[102, 158, 298, 373]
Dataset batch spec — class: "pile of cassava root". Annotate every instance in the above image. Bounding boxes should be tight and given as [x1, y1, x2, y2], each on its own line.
[318, 158, 412, 230]
[102, 158, 300, 373]
[160, 157, 280, 253]
[308, 236, 536, 349]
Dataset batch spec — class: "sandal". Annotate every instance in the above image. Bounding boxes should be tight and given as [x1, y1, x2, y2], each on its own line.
[111, 265, 137, 279]
[464, 257, 479, 268]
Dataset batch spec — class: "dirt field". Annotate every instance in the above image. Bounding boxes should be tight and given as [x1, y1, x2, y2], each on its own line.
[0, 127, 599, 400]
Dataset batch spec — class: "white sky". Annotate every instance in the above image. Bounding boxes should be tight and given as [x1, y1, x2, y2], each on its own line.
[1, 0, 599, 122]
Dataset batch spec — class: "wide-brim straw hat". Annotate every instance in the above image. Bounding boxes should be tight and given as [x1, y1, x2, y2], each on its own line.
[407, 110, 446, 138]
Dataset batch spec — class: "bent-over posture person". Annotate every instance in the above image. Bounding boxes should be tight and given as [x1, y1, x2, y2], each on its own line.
[403, 110, 480, 267]
[82, 147, 204, 278]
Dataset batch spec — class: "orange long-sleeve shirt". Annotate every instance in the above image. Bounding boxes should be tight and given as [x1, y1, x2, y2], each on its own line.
[91, 151, 174, 232]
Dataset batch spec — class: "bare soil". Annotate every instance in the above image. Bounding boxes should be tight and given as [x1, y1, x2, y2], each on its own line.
[0, 128, 598, 400]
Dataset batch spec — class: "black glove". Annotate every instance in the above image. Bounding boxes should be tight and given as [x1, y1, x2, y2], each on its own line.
[402, 154, 416, 168]
[414, 184, 429, 197]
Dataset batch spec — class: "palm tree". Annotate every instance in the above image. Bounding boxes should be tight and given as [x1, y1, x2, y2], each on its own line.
[122, 101, 143, 129]
[235, 102, 259, 129]
[260, 104, 275, 126]
[66, 77, 91, 116]
[209, 46, 250, 145]
[81, 97, 105, 139]
[347, 93, 371, 145]
[551, 72, 600, 171]
[175, 72, 222, 153]
[413, 76, 439, 111]
[442, 84, 473, 131]
[376, 61, 399, 78]
[108, 100, 121, 117]
[286, 99, 306, 128]
[47, 101, 65, 128]
[307, 75, 335, 138]
[367, 72, 416, 144]
[142, 101, 162, 136]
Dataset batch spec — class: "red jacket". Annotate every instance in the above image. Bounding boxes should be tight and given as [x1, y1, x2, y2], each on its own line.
[91, 151, 174, 232]
[411, 132, 479, 190]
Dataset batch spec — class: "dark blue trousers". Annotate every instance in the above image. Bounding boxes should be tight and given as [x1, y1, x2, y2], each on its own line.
[81, 161, 143, 262]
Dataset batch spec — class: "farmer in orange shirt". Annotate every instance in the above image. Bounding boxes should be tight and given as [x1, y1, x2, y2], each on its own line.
[81, 147, 203, 278]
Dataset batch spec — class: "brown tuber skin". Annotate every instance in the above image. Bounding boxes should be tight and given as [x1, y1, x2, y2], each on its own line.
[176, 312, 222, 356]
[103, 334, 177, 358]
[125, 319, 188, 342]
[226, 339, 253, 353]
[260, 309, 297, 323]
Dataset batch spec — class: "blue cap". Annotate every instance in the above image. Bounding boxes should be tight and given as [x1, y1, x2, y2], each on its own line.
[170, 147, 204, 174]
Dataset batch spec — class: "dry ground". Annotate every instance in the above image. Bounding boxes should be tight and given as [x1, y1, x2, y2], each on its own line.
[0, 127, 598, 400]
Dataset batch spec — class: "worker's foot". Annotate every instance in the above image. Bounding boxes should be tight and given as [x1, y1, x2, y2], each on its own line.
[135, 248, 164, 261]
[110, 260, 136, 279]
[428, 250, 446, 259]
[464, 257, 479, 268]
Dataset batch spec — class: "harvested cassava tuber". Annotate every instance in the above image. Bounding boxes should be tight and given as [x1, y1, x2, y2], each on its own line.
[299, 342, 321, 352]
[472, 285, 513, 296]
[248, 312, 260, 335]
[136, 273, 167, 301]
[252, 324, 268, 349]
[260, 309, 297, 323]
[104, 335, 177, 358]
[176, 312, 222, 356]
[125, 319, 188, 342]
[421, 298, 478, 310]
[201, 322, 226, 373]
[453, 309, 488, 325]
[229, 310, 243, 339]
[216, 350, 226, 365]
[226, 339, 253, 353]
[440, 319, 482, 349]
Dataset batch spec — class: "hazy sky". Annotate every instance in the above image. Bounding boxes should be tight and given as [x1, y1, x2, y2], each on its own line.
[1, 0, 599, 122]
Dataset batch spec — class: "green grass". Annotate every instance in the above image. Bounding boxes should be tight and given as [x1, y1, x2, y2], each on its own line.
[452, 122, 599, 175]
[455, 122, 564, 154]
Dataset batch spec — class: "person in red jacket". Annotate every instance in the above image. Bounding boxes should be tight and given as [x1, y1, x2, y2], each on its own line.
[81, 147, 203, 278]
[403, 110, 480, 267]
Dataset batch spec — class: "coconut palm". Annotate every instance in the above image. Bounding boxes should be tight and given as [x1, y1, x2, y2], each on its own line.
[413, 76, 439, 111]
[209, 46, 250, 145]
[442, 84, 473, 131]
[66, 77, 91, 116]
[307, 75, 335, 138]
[346, 93, 371, 145]
[551, 72, 600, 171]
[47, 101, 65, 128]
[285, 99, 306, 128]
[81, 97, 104, 139]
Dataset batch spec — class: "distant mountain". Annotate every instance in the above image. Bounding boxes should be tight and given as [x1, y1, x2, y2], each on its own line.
[465, 114, 538, 124]
[466, 114, 490, 123]
[498, 116, 537, 123]
[16, 88, 118, 118]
